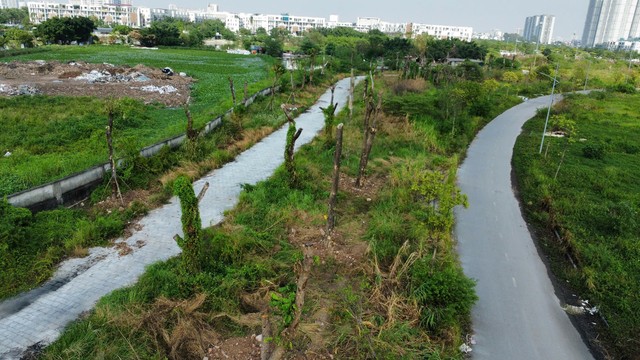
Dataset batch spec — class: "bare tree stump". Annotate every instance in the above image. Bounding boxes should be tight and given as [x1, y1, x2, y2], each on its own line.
[105, 105, 123, 204]
[326, 123, 344, 235]
[356, 92, 383, 188]
[349, 68, 355, 120]
[261, 314, 272, 360]
[228, 76, 236, 106]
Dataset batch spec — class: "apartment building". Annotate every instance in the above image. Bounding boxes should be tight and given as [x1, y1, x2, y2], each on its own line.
[410, 23, 473, 41]
[582, 0, 640, 47]
[523, 14, 555, 44]
[24, 1, 473, 42]
[27, 1, 141, 27]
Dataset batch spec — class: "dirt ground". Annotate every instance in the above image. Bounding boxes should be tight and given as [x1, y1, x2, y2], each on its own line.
[0, 60, 193, 106]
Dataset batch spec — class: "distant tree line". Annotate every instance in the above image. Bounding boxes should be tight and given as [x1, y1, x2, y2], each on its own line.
[0, 8, 28, 26]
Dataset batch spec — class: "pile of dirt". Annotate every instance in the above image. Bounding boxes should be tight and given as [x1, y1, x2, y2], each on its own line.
[0, 60, 194, 106]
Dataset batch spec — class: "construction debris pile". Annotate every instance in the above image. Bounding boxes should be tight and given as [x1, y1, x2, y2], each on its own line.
[0, 84, 40, 96]
[0, 60, 193, 106]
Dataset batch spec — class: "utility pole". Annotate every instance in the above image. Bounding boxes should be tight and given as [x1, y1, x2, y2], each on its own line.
[539, 63, 559, 154]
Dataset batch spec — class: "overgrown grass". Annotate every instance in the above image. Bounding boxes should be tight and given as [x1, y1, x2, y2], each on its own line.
[513, 90, 640, 358]
[0, 45, 271, 196]
[40, 74, 520, 359]
[0, 73, 331, 301]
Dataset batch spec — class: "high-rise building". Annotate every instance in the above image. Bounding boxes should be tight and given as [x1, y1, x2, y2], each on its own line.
[582, 0, 640, 47]
[0, 0, 19, 8]
[523, 14, 556, 44]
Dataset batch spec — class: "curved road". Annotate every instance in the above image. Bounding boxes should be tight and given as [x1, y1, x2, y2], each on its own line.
[455, 95, 594, 359]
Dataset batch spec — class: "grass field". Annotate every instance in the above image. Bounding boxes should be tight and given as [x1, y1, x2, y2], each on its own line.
[513, 91, 640, 358]
[0, 45, 271, 196]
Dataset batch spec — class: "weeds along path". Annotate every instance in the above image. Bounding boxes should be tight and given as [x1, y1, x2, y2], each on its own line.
[454, 95, 594, 359]
[0, 76, 363, 359]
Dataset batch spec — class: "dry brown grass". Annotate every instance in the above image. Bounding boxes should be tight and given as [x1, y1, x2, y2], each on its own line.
[368, 241, 422, 333]
[385, 78, 428, 95]
[106, 294, 265, 360]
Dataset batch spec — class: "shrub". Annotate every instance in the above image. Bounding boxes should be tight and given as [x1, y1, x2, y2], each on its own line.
[582, 143, 606, 159]
[607, 83, 636, 94]
[410, 260, 477, 331]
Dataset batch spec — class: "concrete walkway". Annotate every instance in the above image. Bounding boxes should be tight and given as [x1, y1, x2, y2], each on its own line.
[0, 77, 360, 359]
[455, 95, 594, 359]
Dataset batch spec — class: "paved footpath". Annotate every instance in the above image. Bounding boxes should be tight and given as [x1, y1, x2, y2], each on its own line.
[455, 95, 594, 359]
[0, 77, 360, 359]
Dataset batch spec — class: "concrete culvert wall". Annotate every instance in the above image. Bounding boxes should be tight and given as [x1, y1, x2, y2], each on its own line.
[7, 86, 276, 212]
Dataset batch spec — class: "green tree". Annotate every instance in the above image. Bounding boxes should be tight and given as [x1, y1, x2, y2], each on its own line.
[264, 36, 283, 57]
[112, 24, 132, 35]
[145, 19, 182, 46]
[34, 16, 95, 44]
[0, 8, 29, 25]
[4, 28, 34, 48]
[197, 19, 235, 40]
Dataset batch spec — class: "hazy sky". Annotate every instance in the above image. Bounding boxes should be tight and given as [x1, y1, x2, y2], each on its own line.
[136, 0, 589, 41]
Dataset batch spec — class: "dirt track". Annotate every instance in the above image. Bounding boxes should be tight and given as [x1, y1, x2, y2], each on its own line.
[0, 60, 194, 106]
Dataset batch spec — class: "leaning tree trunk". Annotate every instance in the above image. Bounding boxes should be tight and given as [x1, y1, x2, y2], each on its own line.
[326, 123, 344, 235]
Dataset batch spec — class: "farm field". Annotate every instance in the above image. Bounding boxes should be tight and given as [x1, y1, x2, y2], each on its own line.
[513, 91, 640, 358]
[0, 46, 271, 197]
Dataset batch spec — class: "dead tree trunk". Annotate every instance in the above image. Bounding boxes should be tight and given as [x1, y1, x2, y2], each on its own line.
[184, 97, 197, 141]
[289, 69, 296, 104]
[355, 93, 382, 188]
[106, 106, 123, 204]
[326, 123, 344, 235]
[309, 54, 315, 84]
[228, 76, 236, 106]
[349, 68, 355, 120]
[300, 62, 307, 91]
[261, 314, 272, 360]
[269, 65, 284, 111]
[288, 251, 312, 332]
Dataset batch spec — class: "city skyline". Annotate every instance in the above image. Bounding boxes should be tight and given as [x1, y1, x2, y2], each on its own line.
[134, 0, 588, 41]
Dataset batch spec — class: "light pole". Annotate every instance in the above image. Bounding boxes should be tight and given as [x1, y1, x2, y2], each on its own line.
[539, 63, 559, 154]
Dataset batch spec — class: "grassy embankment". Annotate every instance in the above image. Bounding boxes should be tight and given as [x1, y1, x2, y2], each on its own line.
[0, 46, 335, 300]
[0, 45, 271, 197]
[513, 91, 640, 358]
[38, 74, 520, 359]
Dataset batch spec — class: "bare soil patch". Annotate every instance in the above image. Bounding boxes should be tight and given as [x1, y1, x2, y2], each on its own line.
[0, 60, 194, 106]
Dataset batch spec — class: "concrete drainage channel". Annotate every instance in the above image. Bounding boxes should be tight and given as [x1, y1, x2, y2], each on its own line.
[0, 77, 363, 359]
[5, 85, 275, 212]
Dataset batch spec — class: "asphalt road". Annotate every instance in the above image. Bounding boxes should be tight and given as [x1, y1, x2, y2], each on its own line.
[454, 95, 594, 359]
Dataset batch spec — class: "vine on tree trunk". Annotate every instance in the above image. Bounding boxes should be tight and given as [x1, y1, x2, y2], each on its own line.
[173, 175, 203, 274]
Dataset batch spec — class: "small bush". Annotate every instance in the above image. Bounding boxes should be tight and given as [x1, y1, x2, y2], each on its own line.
[582, 143, 606, 159]
[607, 83, 636, 94]
[410, 260, 477, 331]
